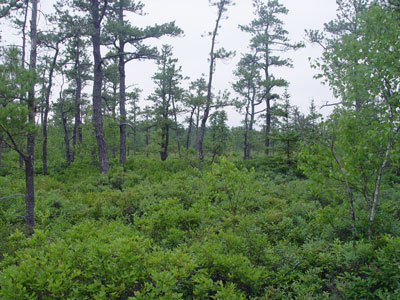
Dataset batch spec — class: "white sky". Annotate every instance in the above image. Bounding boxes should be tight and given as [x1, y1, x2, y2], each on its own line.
[1, 0, 339, 127]
[122, 0, 338, 126]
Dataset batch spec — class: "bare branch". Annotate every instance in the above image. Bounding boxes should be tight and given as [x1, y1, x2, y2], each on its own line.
[0, 194, 25, 201]
[320, 101, 342, 109]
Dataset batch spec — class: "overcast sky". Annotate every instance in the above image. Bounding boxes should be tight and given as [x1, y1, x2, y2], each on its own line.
[2, 0, 340, 126]
[121, 0, 339, 126]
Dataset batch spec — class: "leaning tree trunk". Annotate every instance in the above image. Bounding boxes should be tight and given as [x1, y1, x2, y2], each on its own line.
[91, 0, 109, 173]
[197, 1, 225, 162]
[369, 135, 393, 239]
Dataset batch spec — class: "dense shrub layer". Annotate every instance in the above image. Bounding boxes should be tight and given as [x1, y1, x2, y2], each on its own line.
[0, 157, 399, 299]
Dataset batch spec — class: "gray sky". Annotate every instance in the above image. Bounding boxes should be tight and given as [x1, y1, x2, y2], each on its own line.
[1, 0, 339, 126]
[124, 0, 339, 126]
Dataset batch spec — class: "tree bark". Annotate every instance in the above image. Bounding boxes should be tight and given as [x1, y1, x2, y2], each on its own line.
[61, 104, 72, 166]
[160, 124, 169, 161]
[186, 108, 195, 150]
[25, 0, 38, 235]
[72, 37, 83, 161]
[171, 96, 181, 157]
[42, 46, 59, 175]
[194, 106, 200, 151]
[91, 0, 109, 173]
[197, 1, 226, 162]
[264, 99, 271, 155]
[368, 135, 393, 239]
[18, 0, 29, 171]
[243, 107, 249, 160]
[118, 2, 128, 164]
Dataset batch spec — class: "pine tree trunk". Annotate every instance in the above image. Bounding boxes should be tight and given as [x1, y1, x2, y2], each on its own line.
[160, 124, 169, 161]
[19, 1, 29, 172]
[171, 97, 181, 157]
[62, 108, 72, 166]
[118, 3, 127, 165]
[91, 0, 109, 173]
[133, 126, 137, 156]
[243, 102, 250, 160]
[265, 99, 271, 155]
[194, 107, 200, 151]
[186, 109, 195, 150]
[119, 50, 127, 164]
[197, 1, 225, 162]
[42, 47, 59, 175]
[25, 0, 38, 235]
[24, 155, 34, 235]
[73, 39, 83, 161]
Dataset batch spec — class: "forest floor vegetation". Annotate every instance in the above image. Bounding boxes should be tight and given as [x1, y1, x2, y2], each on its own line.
[0, 155, 399, 299]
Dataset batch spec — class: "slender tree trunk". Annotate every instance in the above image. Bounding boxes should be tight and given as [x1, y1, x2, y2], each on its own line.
[160, 124, 169, 161]
[186, 108, 195, 150]
[368, 136, 393, 239]
[42, 108, 48, 174]
[25, 0, 38, 235]
[243, 101, 250, 160]
[61, 106, 72, 166]
[119, 54, 127, 163]
[72, 39, 83, 161]
[19, 0, 29, 171]
[197, 1, 225, 162]
[194, 107, 200, 151]
[42, 47, 59, 175]
[24, 155, 34, 234]
[265, 99, 271, 155]
[249, 99, 256, 158]
[243, 127, 249, 159]
[118, 2, 128, 164]
[91, 0, 109, 173]
[21, 0, 29, 67]
[171, 97, 181, 157]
